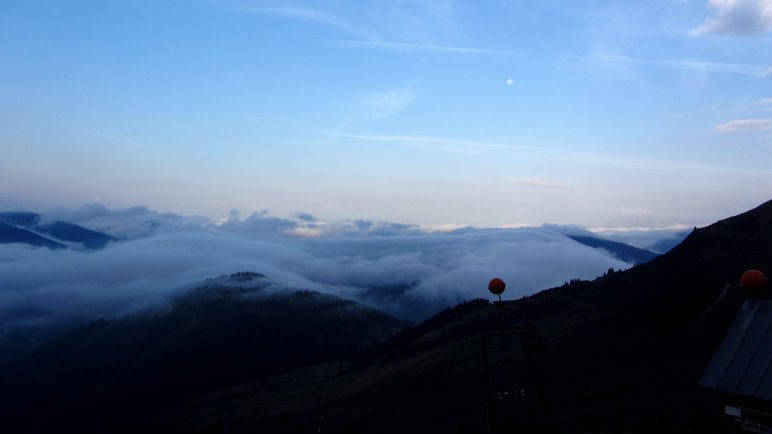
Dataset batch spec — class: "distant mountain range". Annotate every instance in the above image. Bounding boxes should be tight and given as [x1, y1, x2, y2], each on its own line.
[0, 212, 116, 250]
[567, 234, 660, 264]
[1, 209, 676, 267]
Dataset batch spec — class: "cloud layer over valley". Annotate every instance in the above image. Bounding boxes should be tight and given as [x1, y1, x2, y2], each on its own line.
[1, 205, 635, 337]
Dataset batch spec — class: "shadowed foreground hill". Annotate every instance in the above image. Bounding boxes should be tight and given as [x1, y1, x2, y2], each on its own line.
[179, 199, 772, 433]
[0, 275, 406, 434]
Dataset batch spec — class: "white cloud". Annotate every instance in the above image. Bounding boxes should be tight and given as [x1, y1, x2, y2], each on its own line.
[692, 0, 772, 36]
[506, 78, 514, 86]
[363, 88, 417, 119]
[512, 178, 572, 189]
[714, 118, 772, 132]
[591, 225, 696, 249]
[0, 207, 631, 330]
[755, 98, 772, 110]
[43, 203, 212, 239]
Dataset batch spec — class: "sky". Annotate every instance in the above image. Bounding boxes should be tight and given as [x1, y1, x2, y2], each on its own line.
[2, 0, 772, 229]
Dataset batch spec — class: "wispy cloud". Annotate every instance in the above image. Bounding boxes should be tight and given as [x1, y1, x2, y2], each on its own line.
[587, 54, 772, 77]
[235, 7, 355, 33]
[328, 131, 772, 175]
[363, 88, 417, 119]
[235, 7, 512, 56]
[564, 152, 772, 174]
[755, 98, 772, 110]
[692, 0, 772, 37]
[329, 39, 517, 55]
[714, 118, 772, 132]
[660, 59, 772, 76]
[512, 178, 572, 189]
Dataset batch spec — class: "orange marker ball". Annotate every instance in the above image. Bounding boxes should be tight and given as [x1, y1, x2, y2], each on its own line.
[488, 278, 506, 295]
[740, 269, 767, 291]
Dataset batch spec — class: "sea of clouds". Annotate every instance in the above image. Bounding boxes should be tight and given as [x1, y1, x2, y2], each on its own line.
[0, 204, 636, 338]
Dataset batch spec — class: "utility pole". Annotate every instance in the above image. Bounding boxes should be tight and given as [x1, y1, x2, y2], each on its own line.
[479, 277, 554, 433]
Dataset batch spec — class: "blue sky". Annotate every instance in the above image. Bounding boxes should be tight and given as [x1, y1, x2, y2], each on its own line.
[1, 0, 771, 229]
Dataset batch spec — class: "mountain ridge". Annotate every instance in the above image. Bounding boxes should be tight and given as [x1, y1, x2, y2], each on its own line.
[177, 199, 772, 433]
[0, 212, 116, 250]
[566, 234, 659, 264]
[0, 221, 67, 249]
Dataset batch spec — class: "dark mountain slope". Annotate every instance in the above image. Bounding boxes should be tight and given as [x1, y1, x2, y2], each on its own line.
[567, 235, 659, 264]
[0, 278, 407, 434]
[0, 211, 116, 249]
[0, 221, 67, 249]
[502, 199, 772, 430]
[183, 199, 772, 433]
[36, 221, 116, 249]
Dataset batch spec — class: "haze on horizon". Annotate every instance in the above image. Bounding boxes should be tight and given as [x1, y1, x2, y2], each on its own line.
[2, 0, 772, 229]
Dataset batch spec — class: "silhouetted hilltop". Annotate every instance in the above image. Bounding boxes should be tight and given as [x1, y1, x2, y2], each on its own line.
[0, 275, 407, 434]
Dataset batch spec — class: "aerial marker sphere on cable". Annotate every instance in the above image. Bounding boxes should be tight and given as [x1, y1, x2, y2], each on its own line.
[488, 278, 506, 295]
[740, 269, 767, 291]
